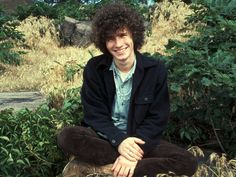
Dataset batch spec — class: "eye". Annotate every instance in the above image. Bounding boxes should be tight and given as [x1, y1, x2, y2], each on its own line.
[106, 38, 113, 43]
[106, 35, 115, 42]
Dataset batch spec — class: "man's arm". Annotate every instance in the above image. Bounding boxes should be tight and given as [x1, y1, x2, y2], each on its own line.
[112, 155, 138, 177]
[118, 137, 144, 161]
[134, 61, 170, 154]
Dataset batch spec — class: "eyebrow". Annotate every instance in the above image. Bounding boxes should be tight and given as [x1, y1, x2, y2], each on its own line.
[117, 31, 128, 35]
[113, 30, 129, 38]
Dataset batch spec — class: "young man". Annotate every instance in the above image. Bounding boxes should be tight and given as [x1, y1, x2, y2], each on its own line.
[57, 2, 198, 177]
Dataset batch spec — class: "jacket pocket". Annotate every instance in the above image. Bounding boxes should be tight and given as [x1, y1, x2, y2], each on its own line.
[134, 94, 154, 124]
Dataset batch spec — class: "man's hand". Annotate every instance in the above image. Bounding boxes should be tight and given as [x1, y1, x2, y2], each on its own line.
[112, 155, 137, 177]
[118, 137, 145, 161]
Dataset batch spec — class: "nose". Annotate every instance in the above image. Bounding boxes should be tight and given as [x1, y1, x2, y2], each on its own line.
[114, 37, 123, 47]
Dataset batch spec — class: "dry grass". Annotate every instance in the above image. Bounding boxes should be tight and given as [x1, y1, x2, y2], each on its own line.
[145, 147, 236, 177]
[0, 44, 95, 93]
[142, 0, 195, 55]
[0, 16, 100, 94]
[189, 147, 236, 177]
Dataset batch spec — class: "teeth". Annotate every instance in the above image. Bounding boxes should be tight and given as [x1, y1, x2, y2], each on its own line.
[115, 48, 126, 52]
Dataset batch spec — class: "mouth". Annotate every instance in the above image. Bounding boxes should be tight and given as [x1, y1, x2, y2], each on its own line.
[114, 47, 128, 54]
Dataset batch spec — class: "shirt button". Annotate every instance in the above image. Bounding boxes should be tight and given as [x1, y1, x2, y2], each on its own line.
[144, 97, 148, 101]
[112, 139, 116, 144]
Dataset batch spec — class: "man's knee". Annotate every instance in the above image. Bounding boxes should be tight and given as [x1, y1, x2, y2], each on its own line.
[176, 151, 198, 176]
[185, 152, 198, 176]
[57, 126, 97, 145]
[57, 126, 75, 149]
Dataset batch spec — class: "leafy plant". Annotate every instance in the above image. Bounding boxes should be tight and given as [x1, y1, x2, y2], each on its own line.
[64, 63, 84, 82]
[0, 101, 82, 176]
[159, 0, 236, 157]
[0, 6, 25, 65]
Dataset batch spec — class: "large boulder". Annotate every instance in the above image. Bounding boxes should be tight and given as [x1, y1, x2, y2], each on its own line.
[60, 16, 92, 47]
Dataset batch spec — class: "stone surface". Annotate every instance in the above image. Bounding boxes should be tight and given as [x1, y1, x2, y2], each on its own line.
[60, 16, 92, 47]
[0, 92, 46, 111]
[62, 157, 113, 177]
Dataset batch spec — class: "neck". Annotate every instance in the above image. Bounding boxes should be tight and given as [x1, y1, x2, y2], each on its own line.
[114, 52, 135, 73]
[116, 60, 134, 73]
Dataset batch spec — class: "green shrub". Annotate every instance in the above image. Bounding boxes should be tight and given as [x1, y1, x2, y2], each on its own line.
[14, 0, 150, 22]
[0, 94, 82, 176]
[15, 2, 58, 21]
[55, 0, 96, 21]
[14, 0, 99, 21]
[0, 6, 25, 65]
[159, 0, 236, 156]
[64, 63, 84, 82]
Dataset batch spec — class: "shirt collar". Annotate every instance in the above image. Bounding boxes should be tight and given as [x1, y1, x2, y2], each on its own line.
[109, 57, 136, 78]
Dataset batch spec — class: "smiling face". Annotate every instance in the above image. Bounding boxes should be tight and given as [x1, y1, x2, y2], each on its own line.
[105, 27, 135, 72]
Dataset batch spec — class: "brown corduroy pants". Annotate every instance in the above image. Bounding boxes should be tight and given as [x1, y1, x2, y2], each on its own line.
[57, 126, 198, 177]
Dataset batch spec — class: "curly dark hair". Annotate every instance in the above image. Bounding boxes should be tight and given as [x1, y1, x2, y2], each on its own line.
[91, 2, 145, 56]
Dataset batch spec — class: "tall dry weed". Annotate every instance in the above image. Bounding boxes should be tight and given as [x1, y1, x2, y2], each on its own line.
[0, 44, 100, 93]
[17, 16, 59, 49]
[142, 0, 195, 54]
[155, 146, 236, 177]
[40, 45, 100, 95]
[189, 147, 236, 177]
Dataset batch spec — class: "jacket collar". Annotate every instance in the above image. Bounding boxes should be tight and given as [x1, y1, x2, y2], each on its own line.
[135, 51, 158, 70]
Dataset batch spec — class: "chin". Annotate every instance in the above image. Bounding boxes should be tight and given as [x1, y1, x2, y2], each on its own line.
[117, 53, 128, 59]
[117, 57, 128, 62]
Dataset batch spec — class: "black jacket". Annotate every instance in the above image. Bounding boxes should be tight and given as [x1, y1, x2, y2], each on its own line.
[81, 51, 170, 154]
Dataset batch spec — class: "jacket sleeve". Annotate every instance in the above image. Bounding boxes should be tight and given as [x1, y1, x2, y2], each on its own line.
[134, 62, 170, 154]
[81, 60, 128, 147]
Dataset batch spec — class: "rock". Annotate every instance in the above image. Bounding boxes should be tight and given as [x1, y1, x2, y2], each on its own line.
[62, 157, 113, 177]
[0, 92, 46, 111]
[60, 16, 78, 42]
[60, 16, 91, 47]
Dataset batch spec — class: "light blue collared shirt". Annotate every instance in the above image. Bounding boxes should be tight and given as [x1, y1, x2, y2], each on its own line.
[109, 59, 136, 133]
